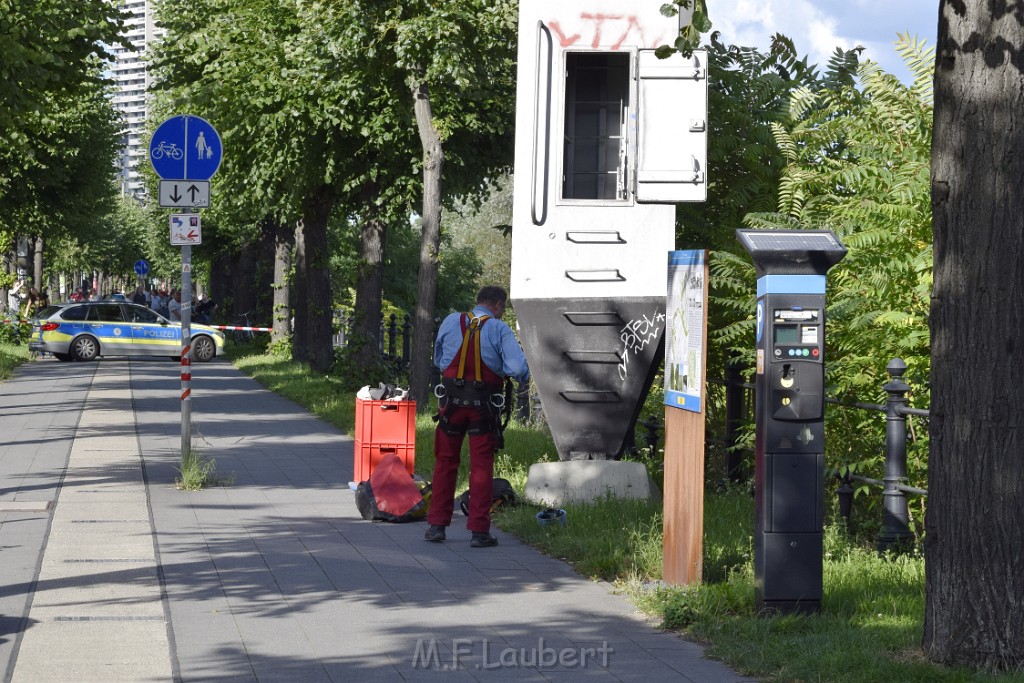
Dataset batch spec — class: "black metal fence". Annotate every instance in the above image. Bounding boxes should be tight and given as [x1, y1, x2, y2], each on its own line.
[649, 357, 929, 554]
[332, 310, 415, 365]
[833, 358, 928, 552]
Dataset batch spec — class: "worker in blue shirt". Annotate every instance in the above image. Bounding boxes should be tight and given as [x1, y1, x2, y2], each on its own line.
[425, 286, 529, 547]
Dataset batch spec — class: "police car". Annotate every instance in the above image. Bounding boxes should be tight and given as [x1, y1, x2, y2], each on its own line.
[29, 301, 225, 362]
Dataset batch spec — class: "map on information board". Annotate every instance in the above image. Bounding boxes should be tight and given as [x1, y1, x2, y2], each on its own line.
[665, 250, 706, 412]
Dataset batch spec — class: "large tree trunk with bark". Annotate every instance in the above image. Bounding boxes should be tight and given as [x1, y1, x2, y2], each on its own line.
[292, 218, 309, 362]
[409, 76, 445, 409]
[302, 185, 335, 372]
[0, 250, 10, 313]
[925, 2, 1024, 670]
[352, 181, 386, 369]
[32, 235, 43, 293]
[272, 219, 294, 345]
[233, 239, 259, 317]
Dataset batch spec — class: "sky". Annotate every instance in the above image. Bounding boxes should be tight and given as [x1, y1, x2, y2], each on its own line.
[707, 0, 939, 84]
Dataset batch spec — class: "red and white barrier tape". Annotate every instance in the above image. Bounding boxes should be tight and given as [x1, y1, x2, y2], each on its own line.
[209, 324, 272, 332]
[1, 319, 29, 325]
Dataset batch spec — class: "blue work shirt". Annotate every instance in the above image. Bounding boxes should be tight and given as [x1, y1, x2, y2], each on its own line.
[434, 305, 530, 384]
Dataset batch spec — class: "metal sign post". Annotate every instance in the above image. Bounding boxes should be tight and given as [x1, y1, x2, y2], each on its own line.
[180, 244, 192, 459]
[150, 114, 222, 468]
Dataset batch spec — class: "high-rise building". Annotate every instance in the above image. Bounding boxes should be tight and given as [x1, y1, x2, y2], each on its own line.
[111, 0, 163, 198]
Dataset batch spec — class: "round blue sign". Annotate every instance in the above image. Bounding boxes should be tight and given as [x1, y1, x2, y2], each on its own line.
[149, 115, 223, 181]
[134, 259, 150, 277]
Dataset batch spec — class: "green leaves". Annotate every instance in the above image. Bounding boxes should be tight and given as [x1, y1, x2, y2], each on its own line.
[705, 34, 934, 486]
[0, 0, 131, 288]
[657, 0, 712, 56]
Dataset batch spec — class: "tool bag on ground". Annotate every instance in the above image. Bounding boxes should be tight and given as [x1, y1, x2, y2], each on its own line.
[354, 453, 431, 523]
[457, 477, 518, 516]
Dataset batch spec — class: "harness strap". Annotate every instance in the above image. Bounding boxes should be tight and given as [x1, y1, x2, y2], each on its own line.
[454, 314, 490, 383]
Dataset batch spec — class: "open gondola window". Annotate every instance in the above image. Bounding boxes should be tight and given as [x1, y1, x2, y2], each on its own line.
[562, 52, 630, 201]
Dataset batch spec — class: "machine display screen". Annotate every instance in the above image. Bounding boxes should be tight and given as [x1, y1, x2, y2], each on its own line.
[774, 325, 799, 344]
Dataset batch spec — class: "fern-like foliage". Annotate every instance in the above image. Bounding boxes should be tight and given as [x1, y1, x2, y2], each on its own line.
[707, 35, 934, 491]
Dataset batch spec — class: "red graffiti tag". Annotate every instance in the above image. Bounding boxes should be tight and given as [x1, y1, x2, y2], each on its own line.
[549, 14, 663, 50]
[548, 20, 581, 47]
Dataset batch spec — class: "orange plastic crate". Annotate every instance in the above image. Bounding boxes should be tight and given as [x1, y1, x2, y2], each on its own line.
[353, 442, 415, 483]
[353, 398, 416, 481]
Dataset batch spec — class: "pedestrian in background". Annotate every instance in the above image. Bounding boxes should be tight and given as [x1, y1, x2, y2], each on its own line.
[168, 290, 182, 321]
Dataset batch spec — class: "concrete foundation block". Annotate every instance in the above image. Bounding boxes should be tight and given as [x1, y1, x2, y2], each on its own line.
[524, 460, 660, 507]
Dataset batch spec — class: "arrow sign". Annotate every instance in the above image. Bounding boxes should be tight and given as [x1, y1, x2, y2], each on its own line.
[150, 115, 223, 181]
[159, 180, 209, 208]
[169, 214, 202, 246]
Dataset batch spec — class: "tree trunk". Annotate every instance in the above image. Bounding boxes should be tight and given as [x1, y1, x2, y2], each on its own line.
[925, 1, 1024, 670]
[409, 76, 445, 409]
[32, 235, 43, 292]
[292, 217, 309, 362]
[302, 185, 335, 372]
[233, 239, 259, 317]
[272, 219, 293, 344]
[352, 181, 386, 369]
[0, 250, 12, 313]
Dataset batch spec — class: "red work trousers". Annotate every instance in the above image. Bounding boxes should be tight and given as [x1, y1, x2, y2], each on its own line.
[427, 405, 497, 534]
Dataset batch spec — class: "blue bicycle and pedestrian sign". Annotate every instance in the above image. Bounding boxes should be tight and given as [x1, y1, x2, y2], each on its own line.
[149, 115, 223, 181]
[134, 260, 150, 277]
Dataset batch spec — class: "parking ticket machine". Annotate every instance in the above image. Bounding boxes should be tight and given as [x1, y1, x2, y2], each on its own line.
[736, 229, 847, 614]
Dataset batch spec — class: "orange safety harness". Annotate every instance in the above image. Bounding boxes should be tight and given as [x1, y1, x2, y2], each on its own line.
[452, 314, 491, 386]
[435, 313, 512, 444]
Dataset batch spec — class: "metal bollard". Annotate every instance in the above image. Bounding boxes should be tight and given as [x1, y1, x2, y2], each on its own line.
[387, 314, 397, 357]
[401, 315, 412, 365]
[877, 358, 916, 553]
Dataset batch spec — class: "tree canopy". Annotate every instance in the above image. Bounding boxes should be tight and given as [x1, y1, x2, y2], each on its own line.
[0, 0, 128, 287]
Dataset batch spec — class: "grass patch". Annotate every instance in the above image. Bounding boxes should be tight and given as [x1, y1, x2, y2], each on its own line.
[0, 341, 30, 380]
[223, 346, 1024, 682]
[499, 494, 663, 580]
[175, 443, 220, 490]
[227, 344, 359, 433]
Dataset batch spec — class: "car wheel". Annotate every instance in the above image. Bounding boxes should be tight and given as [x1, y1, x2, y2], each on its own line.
[191, 335, 216, 362]
[54, 352, 72, 362]
[71, 335, 99, 362]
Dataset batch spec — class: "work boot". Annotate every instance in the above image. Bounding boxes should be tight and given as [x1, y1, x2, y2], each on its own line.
[424, 525, 446, 542]
[470, 532, 498, 548]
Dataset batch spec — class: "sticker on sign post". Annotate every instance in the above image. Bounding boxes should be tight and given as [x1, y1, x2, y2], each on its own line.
[169, 214, 202, 246]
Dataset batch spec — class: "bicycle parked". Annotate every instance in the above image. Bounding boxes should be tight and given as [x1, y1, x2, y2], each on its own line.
[232, 310, 255, 343]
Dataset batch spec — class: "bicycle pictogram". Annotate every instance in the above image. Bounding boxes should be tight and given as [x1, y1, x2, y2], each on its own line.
[151, 142, 184, 160]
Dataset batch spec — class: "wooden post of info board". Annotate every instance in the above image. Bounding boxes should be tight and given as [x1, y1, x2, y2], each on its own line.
[662, 251, 709, 585]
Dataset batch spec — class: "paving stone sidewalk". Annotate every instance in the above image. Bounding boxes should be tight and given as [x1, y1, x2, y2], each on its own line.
[1, 356, 755, 682]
